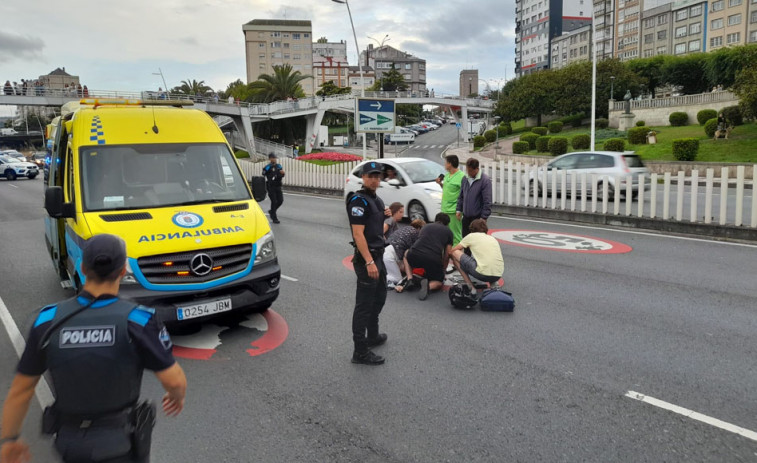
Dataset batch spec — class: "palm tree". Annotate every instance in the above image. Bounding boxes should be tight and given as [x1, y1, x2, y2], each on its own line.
[249, 64, 311, 103]
[173, 79, 212, 96]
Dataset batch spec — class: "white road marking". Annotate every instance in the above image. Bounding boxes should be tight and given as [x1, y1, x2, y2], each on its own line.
[0, 295, 54, 407]
[282, 192, 342, 201]
[280, 274, 298, 282]
[8, 184, 18, 189]
[625, 390, 757, 442]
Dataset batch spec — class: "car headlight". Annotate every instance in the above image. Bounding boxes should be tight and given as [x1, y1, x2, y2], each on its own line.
[121, 259, 138, 285]
[428, 191, 443, 200]
[254, 231, 276, 265]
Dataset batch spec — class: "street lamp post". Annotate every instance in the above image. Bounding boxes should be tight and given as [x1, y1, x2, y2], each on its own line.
[494, 115, 501, 152]
[367, 34, 390, 91]
[610, 76, 615, 101]
[469, 77, 472, 97]
[332, 0, 367, 159]
[152, 68, 168, 95]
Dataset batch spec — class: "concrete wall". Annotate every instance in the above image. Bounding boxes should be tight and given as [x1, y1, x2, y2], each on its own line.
[608, 91, 738, 128]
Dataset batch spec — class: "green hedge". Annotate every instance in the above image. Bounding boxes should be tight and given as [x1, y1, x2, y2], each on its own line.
[627, 126, 649, 145]
[669, 111, 689, 126]
[497, 124, 511, 136]
[548, 121, 563, 133]
[559, 113, 585, 127]
[596, 118, 609, 129]
[672, 138, 699, 161]
[512, 141, 530, 154]
[635, 120, 646, 127]
[571, 134, 590, 149]
[704, 118, 719, 138]
[520, 132, 539, 150]
[604, 138, 626, 152]
[548, 137, 569, 156]
[720, 106, 743, 126]
[535, 136, 552, 152]
[697, 109, 717, 125]
[234, 149, 250, 158]
[532, 127, 548, 136]
[484, 129, 497, 143]
[473, 135, 486, 148]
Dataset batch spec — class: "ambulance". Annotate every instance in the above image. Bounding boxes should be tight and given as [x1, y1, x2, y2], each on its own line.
[44, 99, 280, 324]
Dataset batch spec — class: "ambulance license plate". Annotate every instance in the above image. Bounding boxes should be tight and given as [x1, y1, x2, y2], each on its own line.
[177, 298, 232, 320]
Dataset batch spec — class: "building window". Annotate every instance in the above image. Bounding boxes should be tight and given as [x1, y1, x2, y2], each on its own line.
[259, 64, 265, 70]
[293, 54, 301, 60]
[676, 26, 688, 37]
[644, 33, 653, 43]
[283, 53, 290, 59]
[258, 43, 265, 48]
[690, 4, 703, 16]
[751, 10, 757, 23]
[292, 33, 301, 40]
[657, 15, 668, 25]
[405, 63, 412, 70]
[711, 36, 723, 47]
[656, 45, 667, 54]
[293, 44, 301, 50]
[751, 30, 757, 42]
[304, 33, 310, 38]
[258, 53, 265, 59]
[675, 43, 687, 54]
[283, 43, 290, 49]
[711, 18, 724, 29]
[283, 33, 289, 38]
[712, 0, 724, 11]
[727, 32, 741, 43]
[272, 52, 282, 59]
[644, 49, 654, 57]
[689, 39, 700, 51]
[728, 14, 742, 26]
[643, 18, 655, 28]
[689, 22, 701, 34]
[271, 31, 281, 38]
[271, 42, 281, 48]
[729, 0, 742, 6]
[657, 30, 667, 40]
[676, 9, 688, 21]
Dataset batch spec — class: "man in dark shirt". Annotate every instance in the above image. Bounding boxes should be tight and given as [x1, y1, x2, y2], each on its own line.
[400, 213, 453, 300]
[456, 157, 492, 238]
[262, 153, 285, 223]
[0, 234, 187, 463]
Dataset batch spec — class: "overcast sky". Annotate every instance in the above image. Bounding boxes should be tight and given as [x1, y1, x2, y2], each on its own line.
[1, 0, 514, 116]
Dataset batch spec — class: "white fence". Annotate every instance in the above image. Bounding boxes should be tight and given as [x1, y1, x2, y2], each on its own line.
[611, 91, 737, 111]
[237, 158, 757, 229]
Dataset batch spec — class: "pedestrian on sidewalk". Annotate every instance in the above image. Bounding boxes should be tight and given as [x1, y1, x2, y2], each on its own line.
[262, 153, 285, 223]
[436, 154, 464, 245]
[456, 158, 492, 238]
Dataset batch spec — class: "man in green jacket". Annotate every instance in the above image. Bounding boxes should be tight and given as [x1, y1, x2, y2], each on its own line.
[436, 155, 464, 245]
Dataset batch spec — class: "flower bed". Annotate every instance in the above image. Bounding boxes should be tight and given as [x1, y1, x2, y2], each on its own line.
[297, 152, 362, 162]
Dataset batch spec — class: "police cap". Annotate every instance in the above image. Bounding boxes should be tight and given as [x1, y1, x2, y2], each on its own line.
[361, 162, 382, 176]
[82, 234, 127, 278]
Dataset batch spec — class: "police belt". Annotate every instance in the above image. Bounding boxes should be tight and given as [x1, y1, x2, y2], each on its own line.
[56, 404, 136, 429]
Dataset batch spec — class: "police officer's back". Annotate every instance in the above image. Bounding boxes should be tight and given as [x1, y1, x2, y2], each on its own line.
[262, 153, 285, 224]
[0, 234, 187, 463]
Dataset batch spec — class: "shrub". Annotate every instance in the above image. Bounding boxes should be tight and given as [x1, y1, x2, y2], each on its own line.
[501, 121, 513, 134]
[473, 135, 486, 148]
[512, 141, 530, 154]
[635, 120, 646, 127]
[571, 134, 591, 150]
[669, 111, 689, 126]
[627, 126, 649, 145]
[704, 118, 719, 138]
[532, 126, 548, 136]
[548, 121, 563, 133]
[496, 125, 509, 137]
[720, 106, 743, 126]
[560, 113, 585, 127]
[672, 138, 699, 161]
[603, 138, 626, 152]
[520, 132, 539, 150]
[234, 149, 250, 159]
[596, 118, 609, 129]
[548, 137, 569, 156]
[535, 136, 552, 152]
[484, 129, 497, 143]
[697, 109, 717, 125]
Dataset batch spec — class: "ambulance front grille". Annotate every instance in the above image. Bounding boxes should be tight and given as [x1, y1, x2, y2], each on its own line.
[137, 244, 253, 284]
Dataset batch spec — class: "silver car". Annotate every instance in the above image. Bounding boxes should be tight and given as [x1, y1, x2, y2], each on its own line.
[524, 151, 650, 199]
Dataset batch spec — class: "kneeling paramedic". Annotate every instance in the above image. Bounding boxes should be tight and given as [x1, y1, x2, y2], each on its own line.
[1, 234, 187, 463]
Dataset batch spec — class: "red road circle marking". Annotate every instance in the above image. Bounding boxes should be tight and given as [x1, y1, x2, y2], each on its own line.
[172, 309, 288, 360]
[490, 229, 632, 254]
[342, 255, 354, 271]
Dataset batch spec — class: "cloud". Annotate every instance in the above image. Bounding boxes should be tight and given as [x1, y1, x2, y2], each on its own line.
[0, 31, 44, 62]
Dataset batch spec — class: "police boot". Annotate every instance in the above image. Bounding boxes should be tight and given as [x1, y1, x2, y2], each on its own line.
[366, 333, 387, 348]
[352, 350, 385, 365]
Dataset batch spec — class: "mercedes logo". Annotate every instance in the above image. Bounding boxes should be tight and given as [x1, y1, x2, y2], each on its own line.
[189, 253, 213, 276]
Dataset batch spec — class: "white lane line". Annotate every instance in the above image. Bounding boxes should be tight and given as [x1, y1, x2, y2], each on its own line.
[8, 184, 18, 189]
[282, 192, 342, 201]
[625, 390, 757, 442]
[0, 295, 54, 407]
[280, 274, 298, 282]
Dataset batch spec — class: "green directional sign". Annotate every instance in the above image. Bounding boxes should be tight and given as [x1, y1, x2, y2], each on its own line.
[377, 114, 392, 125]
[356, 98, 396, 133]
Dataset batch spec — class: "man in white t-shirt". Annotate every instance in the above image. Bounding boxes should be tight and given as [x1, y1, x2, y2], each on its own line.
[449, 218, 504, 291]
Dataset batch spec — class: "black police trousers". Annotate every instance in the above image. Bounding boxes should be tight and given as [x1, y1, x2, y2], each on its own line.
[267, 184, 283, 220]
[54, 425, 147, 463]
[352, 250, 387, 353]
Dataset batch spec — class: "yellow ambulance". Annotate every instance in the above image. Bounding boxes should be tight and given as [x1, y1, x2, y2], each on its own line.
[44, 99, 280, 324]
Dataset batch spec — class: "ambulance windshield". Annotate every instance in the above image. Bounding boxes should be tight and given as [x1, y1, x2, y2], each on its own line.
[80, 143, 251, 211]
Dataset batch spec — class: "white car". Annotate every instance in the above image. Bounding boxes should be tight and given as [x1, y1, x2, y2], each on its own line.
[0, 149, 26, 162]
[344, 158, 445, 222]
[0, 155, 39, 180]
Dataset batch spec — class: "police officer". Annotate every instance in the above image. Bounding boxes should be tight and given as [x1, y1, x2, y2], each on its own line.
[262, 153, 285, 224]
[0, 234, 187, 463]
[347, 162, 389, 365]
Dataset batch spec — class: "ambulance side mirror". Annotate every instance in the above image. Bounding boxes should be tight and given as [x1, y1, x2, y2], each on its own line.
[44, 186, 75, 218]
[249, 176, 267, 202]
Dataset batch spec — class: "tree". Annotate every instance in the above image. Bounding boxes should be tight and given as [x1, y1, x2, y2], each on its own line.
[660, 53, 709, 94]
[315, 80, 352, 96]
[733, 46, 757, 120]
[704, 45, 756, 90]
[627, 55, 665, 98]
[249, 64, 311, 103]
[371, 64, 407, 92]
[173, 79, 211, 96]
[221, 79, 254, 102]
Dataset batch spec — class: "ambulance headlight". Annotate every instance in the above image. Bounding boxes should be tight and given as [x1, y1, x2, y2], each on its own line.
[254, 232, 276, 265]
[121, 259, 138, 285]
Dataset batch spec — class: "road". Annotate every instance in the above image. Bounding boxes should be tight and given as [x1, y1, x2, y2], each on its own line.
[384, 123, 460, 163]
[1, 178, 757, 461]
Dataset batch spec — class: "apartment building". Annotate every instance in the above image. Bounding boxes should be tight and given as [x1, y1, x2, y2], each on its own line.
[359, 44, 427, 93]
[243, 19, 315, 95]
[670, 1, 707, 55]
[641, 3, 673, 57]
[594, 0, 616, 59]
[312, 39, 349, 89]
[616, 0, 643, 60]
[460, 70, 479, 97]
[551, 25, 593, 68]
[751, 0, 757, 43]
[708, 0, 751, 49]
[347, 66, 376, 91]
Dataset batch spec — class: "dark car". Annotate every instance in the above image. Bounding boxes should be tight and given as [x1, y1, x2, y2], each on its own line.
[31, 152, 46, 168]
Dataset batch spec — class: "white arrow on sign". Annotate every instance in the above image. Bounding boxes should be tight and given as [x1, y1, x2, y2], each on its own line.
[370, 102, 382, 110]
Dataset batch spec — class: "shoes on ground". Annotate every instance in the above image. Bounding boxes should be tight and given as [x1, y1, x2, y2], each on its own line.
[446, 264, 455, 274]
[351, 350, 385, 365]
[272, 218, 280, 224]
[366, 333, 387, 348]
[418, 278, 429, 301]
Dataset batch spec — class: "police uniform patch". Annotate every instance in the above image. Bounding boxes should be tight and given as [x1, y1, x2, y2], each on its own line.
[159, 326, 173, 350]
[60, 326, 116, 348]
[351, 207, 365, 217]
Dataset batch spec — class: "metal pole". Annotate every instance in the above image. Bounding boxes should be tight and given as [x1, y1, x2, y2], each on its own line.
[342, 0, 367, 159]
[590, 13, 597, 151]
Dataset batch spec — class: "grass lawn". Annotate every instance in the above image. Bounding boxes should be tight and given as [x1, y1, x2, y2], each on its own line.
[512, 123, 757, 163]
[328, 126, 350, 135]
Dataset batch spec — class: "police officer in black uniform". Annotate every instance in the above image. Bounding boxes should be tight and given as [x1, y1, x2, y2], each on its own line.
[0, 234, 187, 463]
[347, 162, 390, 365]
[262, 153, 285, 224]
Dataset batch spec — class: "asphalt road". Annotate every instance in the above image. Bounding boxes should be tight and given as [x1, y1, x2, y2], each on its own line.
[386, 123, 459, 163]
[1, 178, 757, 462]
